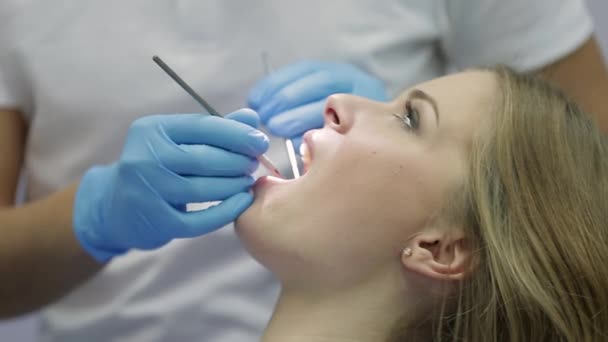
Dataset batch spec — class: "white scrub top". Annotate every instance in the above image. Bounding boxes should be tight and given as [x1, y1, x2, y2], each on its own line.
[0, 0, 592, 341]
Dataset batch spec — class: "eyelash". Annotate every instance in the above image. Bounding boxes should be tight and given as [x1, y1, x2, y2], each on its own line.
[393, 100, 420, 131]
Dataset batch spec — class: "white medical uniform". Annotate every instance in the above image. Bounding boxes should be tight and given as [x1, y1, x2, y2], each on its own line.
[0, 0, 592, 341]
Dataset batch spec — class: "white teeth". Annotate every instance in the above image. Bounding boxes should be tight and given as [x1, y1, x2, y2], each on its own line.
[300, 142, 311, 168]
[299, 142, 308, 157]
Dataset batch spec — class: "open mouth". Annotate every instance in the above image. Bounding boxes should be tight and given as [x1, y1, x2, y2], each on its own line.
[258, 130, 316, 185]
[255, 129, 320, 193]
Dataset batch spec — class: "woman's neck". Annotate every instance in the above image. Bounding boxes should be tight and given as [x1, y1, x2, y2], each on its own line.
[262, 277, 417, 342]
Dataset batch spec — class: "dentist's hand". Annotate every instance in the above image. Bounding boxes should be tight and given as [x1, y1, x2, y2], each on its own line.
[73, 109, 267, 262]
[248, 61, 387, 146]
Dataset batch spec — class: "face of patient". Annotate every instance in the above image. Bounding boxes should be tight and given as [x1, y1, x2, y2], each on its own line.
[236, 71, 497, 289]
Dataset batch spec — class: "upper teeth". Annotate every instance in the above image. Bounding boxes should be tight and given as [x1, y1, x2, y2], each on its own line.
[300, 142, 311, 168]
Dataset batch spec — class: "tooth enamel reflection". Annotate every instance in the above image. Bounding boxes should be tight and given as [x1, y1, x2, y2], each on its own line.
[300, 142, 311, 167]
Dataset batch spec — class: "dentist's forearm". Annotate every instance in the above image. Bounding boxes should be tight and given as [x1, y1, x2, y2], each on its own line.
[0, 183, 103, 318]
[535, 37, 608, 131]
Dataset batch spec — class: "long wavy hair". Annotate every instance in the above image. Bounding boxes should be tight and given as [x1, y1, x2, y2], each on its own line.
[393, 67, 608, 341]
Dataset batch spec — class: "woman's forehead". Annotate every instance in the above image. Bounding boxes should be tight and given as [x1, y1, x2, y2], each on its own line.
[396, 70, 497, 102]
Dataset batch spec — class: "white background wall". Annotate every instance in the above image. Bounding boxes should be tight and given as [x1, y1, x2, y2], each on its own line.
[1, 0, 607, 341]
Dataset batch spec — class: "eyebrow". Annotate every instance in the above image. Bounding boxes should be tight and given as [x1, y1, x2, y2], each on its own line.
[409, 89, 439, 125]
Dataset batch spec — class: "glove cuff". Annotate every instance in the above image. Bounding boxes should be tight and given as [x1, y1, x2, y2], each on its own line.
[73, 165, 128, 262]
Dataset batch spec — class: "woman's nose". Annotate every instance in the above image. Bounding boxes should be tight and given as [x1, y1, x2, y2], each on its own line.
[323, 94, 358, 134]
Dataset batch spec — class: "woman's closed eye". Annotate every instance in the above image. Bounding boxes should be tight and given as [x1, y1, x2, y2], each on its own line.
[393, 100, 420, 131]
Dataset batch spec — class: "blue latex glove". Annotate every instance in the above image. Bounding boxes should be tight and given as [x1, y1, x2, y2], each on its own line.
[248, 61, 387, 144]
[73, 109, 268, 262]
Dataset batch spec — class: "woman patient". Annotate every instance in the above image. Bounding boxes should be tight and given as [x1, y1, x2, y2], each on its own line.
[236, 67, 608, 342]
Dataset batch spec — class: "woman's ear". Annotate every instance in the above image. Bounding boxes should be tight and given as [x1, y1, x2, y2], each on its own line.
[401, 229, 472, 281]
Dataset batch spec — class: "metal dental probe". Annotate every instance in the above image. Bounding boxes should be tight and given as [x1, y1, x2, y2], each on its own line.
[261, 52, 301, 179]
[152, 55, 281, 178]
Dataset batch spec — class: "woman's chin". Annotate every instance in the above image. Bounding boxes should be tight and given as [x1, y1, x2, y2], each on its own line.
[235, 176, 299, 230]
[235, 173, 311, 263]
[249, 172, 310, 214]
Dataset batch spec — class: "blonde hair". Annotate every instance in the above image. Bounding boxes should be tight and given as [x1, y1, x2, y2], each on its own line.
[396, 67, 608, 341]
